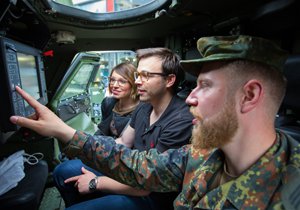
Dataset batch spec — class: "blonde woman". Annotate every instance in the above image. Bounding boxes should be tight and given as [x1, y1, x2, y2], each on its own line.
[95, 62, 139, 138]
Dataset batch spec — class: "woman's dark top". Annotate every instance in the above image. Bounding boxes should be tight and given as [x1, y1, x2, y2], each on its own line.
[95, 97, 138, 138]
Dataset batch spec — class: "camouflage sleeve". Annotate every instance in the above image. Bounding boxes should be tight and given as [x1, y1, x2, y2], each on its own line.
[63, 130, 190, 192]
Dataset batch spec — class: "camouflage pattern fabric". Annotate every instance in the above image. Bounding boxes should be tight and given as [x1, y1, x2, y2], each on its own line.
[180, 35, 288, 76]
[64, 131, 300, 209]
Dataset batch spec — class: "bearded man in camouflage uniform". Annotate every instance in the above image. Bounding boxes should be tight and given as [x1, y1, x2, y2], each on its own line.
[11, 35, 300, 209]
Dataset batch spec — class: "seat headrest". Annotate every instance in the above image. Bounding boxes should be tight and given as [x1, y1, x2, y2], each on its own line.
[282, 55, 300, 111]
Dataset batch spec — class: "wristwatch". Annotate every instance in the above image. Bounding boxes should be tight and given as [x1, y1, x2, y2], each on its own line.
[89, 176, 99, 192]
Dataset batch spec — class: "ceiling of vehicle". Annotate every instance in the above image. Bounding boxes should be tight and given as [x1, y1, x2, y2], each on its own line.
[0, 0, 299, 99]
[1, 0, 299, 50]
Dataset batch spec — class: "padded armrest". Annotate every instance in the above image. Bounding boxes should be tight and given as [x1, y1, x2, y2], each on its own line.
[0, 160, 48, 210]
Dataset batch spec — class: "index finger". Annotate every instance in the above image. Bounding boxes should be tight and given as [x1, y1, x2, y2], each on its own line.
[64, 175, 80, 183]
[15, 86, 44, 111]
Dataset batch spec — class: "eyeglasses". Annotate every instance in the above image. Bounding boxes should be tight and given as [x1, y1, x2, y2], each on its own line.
[109, 77, 129, 86]
[134, 71, 167, 82]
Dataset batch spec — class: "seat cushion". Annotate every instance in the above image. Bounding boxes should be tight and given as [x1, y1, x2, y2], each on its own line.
[0, 160, 48, 210]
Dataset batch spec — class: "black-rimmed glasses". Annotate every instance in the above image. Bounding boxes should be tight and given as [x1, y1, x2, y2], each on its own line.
[134, 71, 167, 82]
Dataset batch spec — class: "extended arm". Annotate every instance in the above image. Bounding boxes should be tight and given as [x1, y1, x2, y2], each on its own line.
[10, 87, 186, 192]
[64, 131, 187, 192]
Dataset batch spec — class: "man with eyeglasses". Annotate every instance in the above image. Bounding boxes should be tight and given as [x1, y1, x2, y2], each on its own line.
[36, 48, 193, 210]
[115, 48, 193, 154]
[110, 47, 193, 210]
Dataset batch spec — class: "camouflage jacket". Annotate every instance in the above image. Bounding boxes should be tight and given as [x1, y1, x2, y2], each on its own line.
[64, 131, 300, 210]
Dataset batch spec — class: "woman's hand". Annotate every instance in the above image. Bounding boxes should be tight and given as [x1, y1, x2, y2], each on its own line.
[10, 86, 76, 143]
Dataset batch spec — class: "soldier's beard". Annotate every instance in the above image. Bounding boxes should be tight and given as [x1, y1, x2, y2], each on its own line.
[190, 100, 238, 150]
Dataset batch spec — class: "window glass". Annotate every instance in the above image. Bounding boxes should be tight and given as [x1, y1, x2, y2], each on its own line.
[61, 63, 94, 100]
[88, 50, 135, 123]
[96, 51, 136, 94]
[53, 0, 154, 13]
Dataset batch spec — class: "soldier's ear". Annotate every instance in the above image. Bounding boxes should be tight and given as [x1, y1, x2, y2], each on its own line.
[240, 79, 263, 113]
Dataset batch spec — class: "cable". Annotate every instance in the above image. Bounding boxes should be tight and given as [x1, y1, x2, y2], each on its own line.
[23, 152, 44, 165]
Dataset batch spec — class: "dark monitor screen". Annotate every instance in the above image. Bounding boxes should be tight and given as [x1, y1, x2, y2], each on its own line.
[0, 36, 48, 132]
[17, 52, 40, 107]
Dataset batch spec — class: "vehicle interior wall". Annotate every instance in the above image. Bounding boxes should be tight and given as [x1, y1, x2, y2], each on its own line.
[2, 0, 299, 100]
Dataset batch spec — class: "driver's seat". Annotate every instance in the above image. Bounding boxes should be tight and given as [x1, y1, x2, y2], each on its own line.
[0, 159, 48, 210]
[276, 55, 300, 142]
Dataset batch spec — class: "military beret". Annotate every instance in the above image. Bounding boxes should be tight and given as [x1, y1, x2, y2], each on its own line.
[180, 35, 288, 76]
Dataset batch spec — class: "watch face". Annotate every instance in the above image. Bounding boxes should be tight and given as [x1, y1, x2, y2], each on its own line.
[89, 178, 97, 191]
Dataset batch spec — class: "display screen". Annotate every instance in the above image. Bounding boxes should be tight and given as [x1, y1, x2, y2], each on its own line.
[0, 36, 49, 131]
[17, 52, 40, 107]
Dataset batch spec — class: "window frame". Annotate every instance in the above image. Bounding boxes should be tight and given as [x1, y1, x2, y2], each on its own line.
[44, 0, 170, 22]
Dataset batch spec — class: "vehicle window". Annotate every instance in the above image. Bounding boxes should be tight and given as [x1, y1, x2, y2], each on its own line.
[89, 51, 136, 123]
[60, 63, 94, 100]
[53, 0, 155, 13]
[97, 51, 136, 94]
